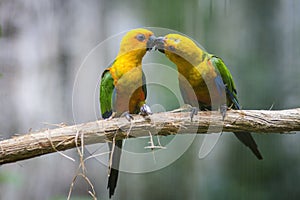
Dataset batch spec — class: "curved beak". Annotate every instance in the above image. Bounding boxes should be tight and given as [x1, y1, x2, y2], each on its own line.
[146, 35, 156, 51]
[154, 37, 165, 53]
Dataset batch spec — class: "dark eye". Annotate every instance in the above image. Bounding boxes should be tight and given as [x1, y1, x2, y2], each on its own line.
[136, 34, 146, 42]
[168, 45, 176, 51]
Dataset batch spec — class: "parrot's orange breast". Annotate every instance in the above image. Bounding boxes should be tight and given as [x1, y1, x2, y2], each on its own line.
[109, 55, 146, 115]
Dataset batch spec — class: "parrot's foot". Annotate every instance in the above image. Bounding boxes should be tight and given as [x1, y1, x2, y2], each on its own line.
[121, 111, 134, 122]
[140, 104, 153, 116]
[190, 107, 199, 122]
[144, 131, 166, 150]
[120, 112, 134, 139]
[220, 104, 228, 120]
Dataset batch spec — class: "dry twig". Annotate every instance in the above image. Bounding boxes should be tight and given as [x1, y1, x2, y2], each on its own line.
[0, 108, 300, 165]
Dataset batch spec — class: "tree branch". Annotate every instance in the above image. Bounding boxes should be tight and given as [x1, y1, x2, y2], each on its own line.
[1, 108, 300, 165]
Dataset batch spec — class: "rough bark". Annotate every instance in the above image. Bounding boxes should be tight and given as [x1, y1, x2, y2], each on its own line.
[1, 108, 300, 165]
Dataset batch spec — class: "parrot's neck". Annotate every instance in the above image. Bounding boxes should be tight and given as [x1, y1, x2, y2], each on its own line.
[117, 48, 146, 61]
[175, 55, 210, 90]
[110, 51, 144, 81]
[167, 53, 198, 80]
[176, 59, 195, 77]
[116, 51, 143, 67]
[174, 50, 209, 80]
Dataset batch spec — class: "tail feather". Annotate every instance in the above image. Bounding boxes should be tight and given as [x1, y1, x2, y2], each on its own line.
[234, 132, 263, 160]
[107, 139, 123, 198]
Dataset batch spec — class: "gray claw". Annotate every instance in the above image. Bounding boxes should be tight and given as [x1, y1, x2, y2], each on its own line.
[122, 111, 134, 122]
[220, 104, 227, 120]
[190, 107, 199, 122]
[140, 104, 153, 116]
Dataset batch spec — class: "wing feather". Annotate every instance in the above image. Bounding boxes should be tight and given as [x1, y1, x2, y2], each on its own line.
[100, 69, 115, 118]
[210, 56, 239, 109]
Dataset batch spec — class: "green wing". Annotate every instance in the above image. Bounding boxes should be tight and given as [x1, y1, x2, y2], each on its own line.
[210, 56, 240, 109]
[211, 56, 263, 159]
[142, 70, 147, 99]
[100, 69, 115, 118]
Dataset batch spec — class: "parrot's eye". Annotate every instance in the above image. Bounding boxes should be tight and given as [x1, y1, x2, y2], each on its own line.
[168, 45, 176, 51]
[170, 37, 180, 43]
[136, 34, 146, 42]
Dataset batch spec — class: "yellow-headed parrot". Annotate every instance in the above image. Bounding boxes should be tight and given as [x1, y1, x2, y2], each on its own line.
[100, 28, 155, 198]
[155, 33, 263, 160]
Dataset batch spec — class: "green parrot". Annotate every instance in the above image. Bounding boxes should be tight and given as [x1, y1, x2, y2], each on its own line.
[100, 28, 155, 198]
[155, 33, 263, 160]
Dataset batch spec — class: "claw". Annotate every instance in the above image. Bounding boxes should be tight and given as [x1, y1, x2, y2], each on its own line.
[140, 104, 153, 116]
[121, 111, 134, 122]
[220, 104, 227, 120]
[190, 107, 199, 122]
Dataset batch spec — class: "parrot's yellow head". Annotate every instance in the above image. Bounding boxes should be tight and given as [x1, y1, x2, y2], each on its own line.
[118, 28, 156, 58]
[155, 33, 204, 66]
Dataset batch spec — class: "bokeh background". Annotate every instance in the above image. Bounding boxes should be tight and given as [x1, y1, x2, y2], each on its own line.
[1, 0, 300, 199]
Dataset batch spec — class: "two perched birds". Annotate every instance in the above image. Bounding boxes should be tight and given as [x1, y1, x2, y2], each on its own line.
[100, 28, 263, 198]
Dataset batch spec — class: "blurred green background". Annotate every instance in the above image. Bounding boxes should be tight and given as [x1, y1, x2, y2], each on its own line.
[1, 0, 300, 199]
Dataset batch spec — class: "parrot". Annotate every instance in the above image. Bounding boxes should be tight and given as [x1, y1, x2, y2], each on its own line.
[155, 33, 263, 160]
[100, 28, 156, 198]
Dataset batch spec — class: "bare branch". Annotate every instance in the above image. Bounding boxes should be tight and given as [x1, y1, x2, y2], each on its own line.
[1, 108, 300, 165]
